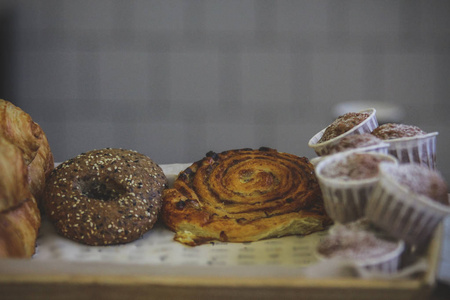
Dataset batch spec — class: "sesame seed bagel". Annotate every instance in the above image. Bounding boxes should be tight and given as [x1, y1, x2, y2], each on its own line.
[43, 148, 168, 246]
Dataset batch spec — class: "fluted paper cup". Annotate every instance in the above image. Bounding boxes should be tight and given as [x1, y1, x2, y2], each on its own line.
[315, 152, 398, 224]
[315, 223, 405, 273]
[366, 162, 450, 247]
[309, 142, 390, 167]
[308, 108, 379, 156]
[383, 132, 438, 169]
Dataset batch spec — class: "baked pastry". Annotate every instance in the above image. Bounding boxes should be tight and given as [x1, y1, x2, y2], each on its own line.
[0, 99, 42, 165]
[0, 197, 41, 258]
[162, 147, 332, 246]
[27, 124, 54, 207]
[309, 133, 389, 167]
[0, 138, 41, 258]
[319, 152, 395, 181]
[328, 133, 387, 154]
[0, 99, 52, 257]
[0, 99, 54, 206]
[316, 221, 404, 273]
[319, 112, 371, 143]
[308, 108, 378, 156]
[0, 138, 31, 211]
[43, 148, 168, 246]
[371, 123, 426, 140]
[386, 163, 448, 205]
[366, 162, 450, 247]
[371, 123, 438, 169]
[315, 151, 397, 223]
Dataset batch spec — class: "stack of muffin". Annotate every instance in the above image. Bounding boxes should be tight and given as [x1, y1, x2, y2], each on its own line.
[308, 108, 449, 273]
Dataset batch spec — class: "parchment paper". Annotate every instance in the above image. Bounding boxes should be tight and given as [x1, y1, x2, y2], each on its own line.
[34, 163, 326, 268]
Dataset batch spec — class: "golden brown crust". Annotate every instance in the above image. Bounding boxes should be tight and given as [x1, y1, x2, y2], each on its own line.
[0, 99, 43, 165]
[0, 197, 41, 258]
[43, 148, 168, 246]
[0, 139, 30, 212]
[27, 124, 54, 207]
[162, 148, 332, 246]
[0, 138, 41, 258]
[0, 99, 54, 207]
[0, 99, 51, 257]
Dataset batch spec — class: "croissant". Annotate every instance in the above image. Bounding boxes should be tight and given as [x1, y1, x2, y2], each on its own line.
[162, 148, 332, 246]
[0, 99, 53, 257]
[27, 124, 54, 207]
[0, 99, 54, 207]
[0, 99, 43, 165]
[0, 138, 31, 211]
[0, 138, 41, 258]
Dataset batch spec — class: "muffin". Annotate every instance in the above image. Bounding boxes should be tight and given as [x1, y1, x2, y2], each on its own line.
[319, 112, 371, 143]
[371, 123, 438, 169]
[328, 133, 388, 155]
[315, 151, 397, 224]
[316, 221, 404, 273]
[308, 108, 379, 156]
[310, 133, 390, 167]
[366, 163, 450, 247]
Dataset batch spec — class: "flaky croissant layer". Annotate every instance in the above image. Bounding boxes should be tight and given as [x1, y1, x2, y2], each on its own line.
[0, 99, 53, 258]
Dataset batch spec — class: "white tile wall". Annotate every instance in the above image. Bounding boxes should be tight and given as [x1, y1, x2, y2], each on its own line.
[3, 0, 450, 183]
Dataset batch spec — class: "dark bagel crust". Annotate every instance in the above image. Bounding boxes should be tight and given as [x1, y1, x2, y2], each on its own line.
[43, 148, 167, 246]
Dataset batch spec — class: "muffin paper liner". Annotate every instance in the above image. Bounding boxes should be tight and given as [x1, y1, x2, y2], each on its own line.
[365, 163, 450, 247]
[314, 231, 404, 274]
[384, 132, 438, 169]
[309, 142, 390, 167]
[358, 240, 404, 273]
[308, 108, 379, 156]
[315, 152, 398, 224]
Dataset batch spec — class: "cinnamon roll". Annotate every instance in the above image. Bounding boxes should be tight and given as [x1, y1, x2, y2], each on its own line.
[162, 147, 332, 246]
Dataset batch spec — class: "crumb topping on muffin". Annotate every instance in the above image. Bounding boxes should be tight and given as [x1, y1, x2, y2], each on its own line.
[328, 133, 384, 154]
[372, 123, 426, 140]
[320, 153, 393, 181]
[318, 112, 370, 143]
[385, 163, 448, 205]
[317, 223, 399, 260]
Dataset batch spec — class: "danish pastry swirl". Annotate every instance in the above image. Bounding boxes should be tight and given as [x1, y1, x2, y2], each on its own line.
[162, 148, 332, 246]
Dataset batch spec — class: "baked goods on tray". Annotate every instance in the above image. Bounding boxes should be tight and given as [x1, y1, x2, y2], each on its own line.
[162, 147, 332, 246]
[43, 148, 168, 246]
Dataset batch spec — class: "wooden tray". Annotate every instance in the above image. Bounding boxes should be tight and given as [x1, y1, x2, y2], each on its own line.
[0, 224, 442, 300]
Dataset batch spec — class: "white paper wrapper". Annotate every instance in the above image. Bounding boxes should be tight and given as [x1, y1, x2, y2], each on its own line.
[383, 132, 438, 169]
[20, 163, 443, 280]
[315, 152, 398, 224]
[309, 142, 390, 167]
[308, 108, 379, 156]
[314, 224, 405, 274]
[34, 163, 327, 268]
[366, 163, 450, 247]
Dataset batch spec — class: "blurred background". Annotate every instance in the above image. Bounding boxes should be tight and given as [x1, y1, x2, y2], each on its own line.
[0, 0, 449, 181]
